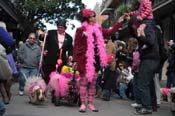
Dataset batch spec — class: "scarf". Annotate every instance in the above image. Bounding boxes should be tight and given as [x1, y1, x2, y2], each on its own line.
[82, 21, 107, 82]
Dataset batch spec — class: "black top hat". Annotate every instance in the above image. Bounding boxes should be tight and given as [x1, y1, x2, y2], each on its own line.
[56, 19, 67, 29]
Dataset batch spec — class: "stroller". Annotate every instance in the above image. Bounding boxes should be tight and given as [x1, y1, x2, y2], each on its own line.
[49, 60, 80, 106]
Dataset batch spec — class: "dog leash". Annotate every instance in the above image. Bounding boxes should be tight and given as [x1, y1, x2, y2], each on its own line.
[37, 33, 47, 77]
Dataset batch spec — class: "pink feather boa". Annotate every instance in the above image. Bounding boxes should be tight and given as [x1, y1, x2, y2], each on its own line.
[82, 21, 107, 82]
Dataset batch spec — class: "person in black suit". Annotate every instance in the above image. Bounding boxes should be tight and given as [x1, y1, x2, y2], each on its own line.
[43, 19, 73, 84]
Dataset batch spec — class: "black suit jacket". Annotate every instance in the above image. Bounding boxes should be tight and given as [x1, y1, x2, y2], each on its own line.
[44, 30, 73, 65]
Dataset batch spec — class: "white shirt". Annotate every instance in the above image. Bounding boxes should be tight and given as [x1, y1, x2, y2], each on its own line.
[58, 33, 65, 49]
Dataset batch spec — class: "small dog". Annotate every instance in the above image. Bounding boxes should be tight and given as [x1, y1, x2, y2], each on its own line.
[25, 76, 47, 104]
[160, 87, 175, 102]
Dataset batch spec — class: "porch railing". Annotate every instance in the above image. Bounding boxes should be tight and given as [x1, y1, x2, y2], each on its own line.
[152, 0, 170, 8]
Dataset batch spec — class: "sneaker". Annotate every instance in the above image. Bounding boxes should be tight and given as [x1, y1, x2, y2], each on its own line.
[87, 103, 98, 112]
[19, 91, 24, 96]
[171, 107, 175, 112]
[136, 108, 152, 115]
[157, 104, 160, 108]
[131, 103, 141, 108]
[79, 104, 86, 113]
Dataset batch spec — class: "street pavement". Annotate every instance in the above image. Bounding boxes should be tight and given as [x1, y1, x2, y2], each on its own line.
[3, 83, 174, 116]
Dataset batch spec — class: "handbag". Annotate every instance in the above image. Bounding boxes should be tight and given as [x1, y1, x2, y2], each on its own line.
[0, 44, 12, 80]
[7, 53, 18, 75]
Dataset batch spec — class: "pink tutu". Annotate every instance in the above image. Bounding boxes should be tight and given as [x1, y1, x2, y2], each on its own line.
[25, 76, 46, 96]
[49, 71, 80, 97]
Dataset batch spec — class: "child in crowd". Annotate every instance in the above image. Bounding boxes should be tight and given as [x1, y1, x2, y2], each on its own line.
[126, 0, 154, 37]
[117, 61, 133, 99]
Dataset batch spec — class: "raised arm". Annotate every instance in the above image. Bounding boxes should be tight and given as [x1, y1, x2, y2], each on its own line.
[102, 15, 125, 36]
[127, 10, 139, 17]
[140, 0, 153, 19]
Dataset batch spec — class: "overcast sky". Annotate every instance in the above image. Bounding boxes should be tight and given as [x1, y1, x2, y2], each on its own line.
[46, 0, 103, 38]
[82, 0, 102, 9]
[65, 0, 103, 38]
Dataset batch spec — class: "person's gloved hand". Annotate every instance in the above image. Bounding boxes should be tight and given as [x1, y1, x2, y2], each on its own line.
[57, 59, 62, 67]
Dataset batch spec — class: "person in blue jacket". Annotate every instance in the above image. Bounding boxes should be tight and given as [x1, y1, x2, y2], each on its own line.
[0, 21, 15, 104]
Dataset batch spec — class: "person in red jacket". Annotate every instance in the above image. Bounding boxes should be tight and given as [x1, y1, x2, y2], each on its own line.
[126, 0, 154, 36]
[73, 9, 125, 112]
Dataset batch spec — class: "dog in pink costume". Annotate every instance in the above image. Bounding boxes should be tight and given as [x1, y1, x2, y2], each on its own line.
[25, 76, 47, 104]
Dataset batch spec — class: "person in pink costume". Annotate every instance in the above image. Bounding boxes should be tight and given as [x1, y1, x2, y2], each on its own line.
[126, 0, 154, 37]
[73, 9, 125, 112]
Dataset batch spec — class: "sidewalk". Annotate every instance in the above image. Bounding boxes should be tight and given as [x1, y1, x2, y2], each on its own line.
[3, 82, 174, 116]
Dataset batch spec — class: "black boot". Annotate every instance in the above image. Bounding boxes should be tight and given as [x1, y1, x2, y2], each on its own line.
[51, 90, 55, 103]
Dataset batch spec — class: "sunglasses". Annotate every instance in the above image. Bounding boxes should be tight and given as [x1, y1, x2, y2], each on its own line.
[58, 26, 65, 29]
[91, 14, 96, 17]
[29, 37, 35, 39]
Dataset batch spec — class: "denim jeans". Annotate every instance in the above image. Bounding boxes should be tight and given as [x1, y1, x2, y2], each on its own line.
[0, 101, 5, 116]
[167, 71, 175, 88]
[119, 83, 127, 98]
[18, 67, 37, 91]
[133, 73, 141, 104]
[103, 89, 111, 100]
[137, 59, 159, 110]
[96, 74, 102, 89]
